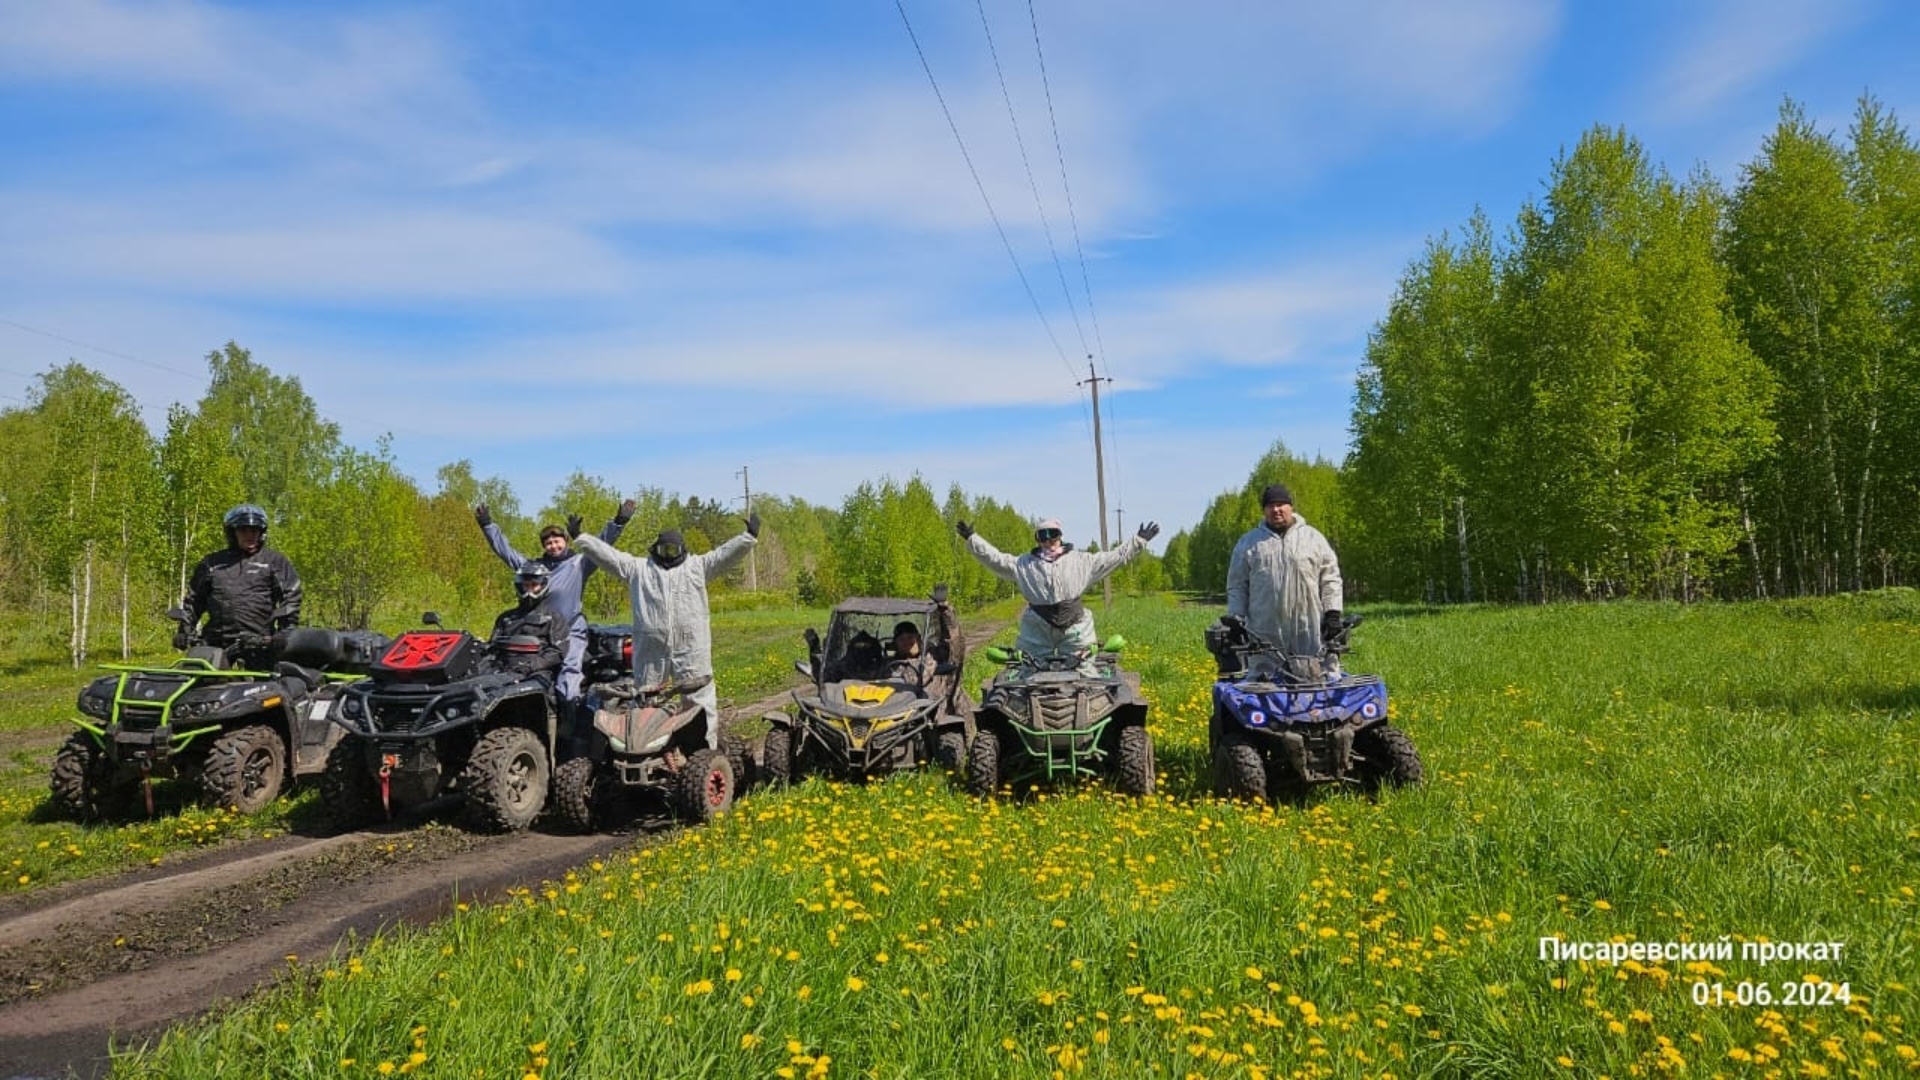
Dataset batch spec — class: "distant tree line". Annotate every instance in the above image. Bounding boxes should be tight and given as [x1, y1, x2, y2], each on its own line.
[0, 344, 1167, 666]
[1167, 97, 1920, 603]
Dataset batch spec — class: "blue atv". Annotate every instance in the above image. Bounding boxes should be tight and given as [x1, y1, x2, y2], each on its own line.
[1204, 614, 1421, 800]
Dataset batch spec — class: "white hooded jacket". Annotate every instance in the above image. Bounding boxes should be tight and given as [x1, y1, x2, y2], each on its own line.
[572, 531, 755, 742]
[1225, 514, 1343, 657]
[966, 533, 1148, 663]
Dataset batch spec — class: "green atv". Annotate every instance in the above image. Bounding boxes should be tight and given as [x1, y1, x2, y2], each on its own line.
[51, 609, 386, 820]
[966, 637, 1155, 797]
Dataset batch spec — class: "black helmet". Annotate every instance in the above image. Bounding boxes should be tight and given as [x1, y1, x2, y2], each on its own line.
[515, 562, 552, 603]
[223, 504, 269, 548]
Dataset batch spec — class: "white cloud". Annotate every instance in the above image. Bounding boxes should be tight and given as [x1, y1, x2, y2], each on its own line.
[0, 0, 475, 146]
[1639, 0, 1870, 125]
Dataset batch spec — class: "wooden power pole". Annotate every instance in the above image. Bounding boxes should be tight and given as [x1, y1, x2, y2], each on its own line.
[737, 465, 756, 591]
[1079, 360, 1113, 609]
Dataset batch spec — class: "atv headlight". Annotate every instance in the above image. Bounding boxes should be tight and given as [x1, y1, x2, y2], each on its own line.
[77, 681, 114, 720]
[340, 695, 365, 720]
[176, 699, 221, 719]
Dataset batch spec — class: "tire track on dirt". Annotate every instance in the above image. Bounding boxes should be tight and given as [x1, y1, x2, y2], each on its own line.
[0, 827, 642, 1080]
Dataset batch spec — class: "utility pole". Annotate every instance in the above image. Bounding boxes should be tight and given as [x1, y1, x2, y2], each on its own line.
[737, 465, 756, 591]
[1078, 360, 1113, 609]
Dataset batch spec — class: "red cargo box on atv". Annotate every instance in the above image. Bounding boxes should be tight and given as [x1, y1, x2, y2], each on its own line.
[372, 631, 480, 683]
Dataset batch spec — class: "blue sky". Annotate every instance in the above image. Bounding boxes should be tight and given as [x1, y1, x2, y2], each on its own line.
[3, 0, 1917, 546]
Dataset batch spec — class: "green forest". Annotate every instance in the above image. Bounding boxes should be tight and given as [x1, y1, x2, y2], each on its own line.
[5, 99, 1919, 666]
[1188, 99, 1920, 606]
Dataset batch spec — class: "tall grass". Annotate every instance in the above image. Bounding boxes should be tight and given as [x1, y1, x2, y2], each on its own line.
[87, 593, 1920, 1075]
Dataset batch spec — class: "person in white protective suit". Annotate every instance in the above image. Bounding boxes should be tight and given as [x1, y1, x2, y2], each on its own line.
[1225, 483, 1344, 675]
[569, 514, 759, 748]
[958, 516, 1160, 674]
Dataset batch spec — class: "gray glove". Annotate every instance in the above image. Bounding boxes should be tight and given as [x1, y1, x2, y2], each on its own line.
[1136, 521, 1160, 542]
[746, 512, 761, 538]
[615, 498, 636, 525]
[566, 514, 583, 539]
[474, 504, 492, 529]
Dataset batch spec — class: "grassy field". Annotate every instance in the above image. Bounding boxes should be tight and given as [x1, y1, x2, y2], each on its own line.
[0, 603, 868, 893]
[87, 591, 1919, 1078]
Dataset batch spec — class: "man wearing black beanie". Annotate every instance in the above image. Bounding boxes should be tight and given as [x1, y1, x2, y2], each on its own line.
[1226, 482, 1344, 672]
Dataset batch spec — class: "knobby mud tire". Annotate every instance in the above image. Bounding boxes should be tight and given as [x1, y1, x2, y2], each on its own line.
[1114, 724, 1156, 796]
[760, 727, 793, 787]
[1354, 724, 1424, 792]
[318, 739, 381, 832]
[935, 729, 967, 776]
[461, 726, 551, 833]
[200, 724, 287, 814]
[50, 734, 120, 822]
[720, 730, 754, 793]
[1212, 732, 1268, 801]
[552, 756, 599, 834]
[674, 748, 735, 824]
[965, 727, 1001, 798]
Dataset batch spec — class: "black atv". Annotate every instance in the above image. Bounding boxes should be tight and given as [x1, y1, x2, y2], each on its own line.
[967, 637, 1154, 797]
[551, 675, 734, 832]
[320, 614, 562, 833]
[763, 595, 970, 784]
[50, 609, 386, 820]
[1204, 614, 1423, 799]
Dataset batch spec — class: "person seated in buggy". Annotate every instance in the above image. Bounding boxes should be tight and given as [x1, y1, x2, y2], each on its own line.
[487, 564, 568, 682]
[837, 629, 888, 681]
[890, 621, 922, 661]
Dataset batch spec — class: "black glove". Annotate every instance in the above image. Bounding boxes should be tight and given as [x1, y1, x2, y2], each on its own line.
[615, 498, 636, 525]
[172, 628, 191, 651]
[566, 514, 583, 539]
[474, 504, 492, 529]
[1136, 520, 1160, 542]
[931, 583, 949, 604]
[1321, 609, 1344, 643]
[955, 520, 974, 540]
[745, 512, 761, 538]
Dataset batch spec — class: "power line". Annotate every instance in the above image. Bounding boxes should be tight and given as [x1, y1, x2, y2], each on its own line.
[0, 314, 427, 440]
[0, 316, 204, 379]
[1023, 0, 1124, 523]
[975, 0, 1089, 362]
[893, 0, 1078, 384]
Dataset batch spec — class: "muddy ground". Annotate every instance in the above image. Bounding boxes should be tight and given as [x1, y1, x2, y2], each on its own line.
[0, 618, 1008, 1079]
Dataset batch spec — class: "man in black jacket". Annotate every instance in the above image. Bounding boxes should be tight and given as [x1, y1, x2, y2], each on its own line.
[487, 564, 568, 681]
[179, 504, 302, 669]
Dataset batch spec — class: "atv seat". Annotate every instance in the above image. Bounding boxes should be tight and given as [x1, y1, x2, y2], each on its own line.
[279, 627, 346, 669]
[274, 661, 326, 695]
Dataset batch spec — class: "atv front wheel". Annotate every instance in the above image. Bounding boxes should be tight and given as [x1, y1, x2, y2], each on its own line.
[1353, 724, 1424, 792]
[675, 748, 735, 824]
[552, 756, 600, 833]
[1212, 732, 1267, 801]
[934, 729, 967, 775]
[761, 726, 794, 786]
[318, 739, 381, 832]
[965, 727, 1001, 797]
[201, 724, 287, 813]
[462, 727, 551, 833]
[1113, 724, 1156, 796]
[50, 734, 122, 822]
